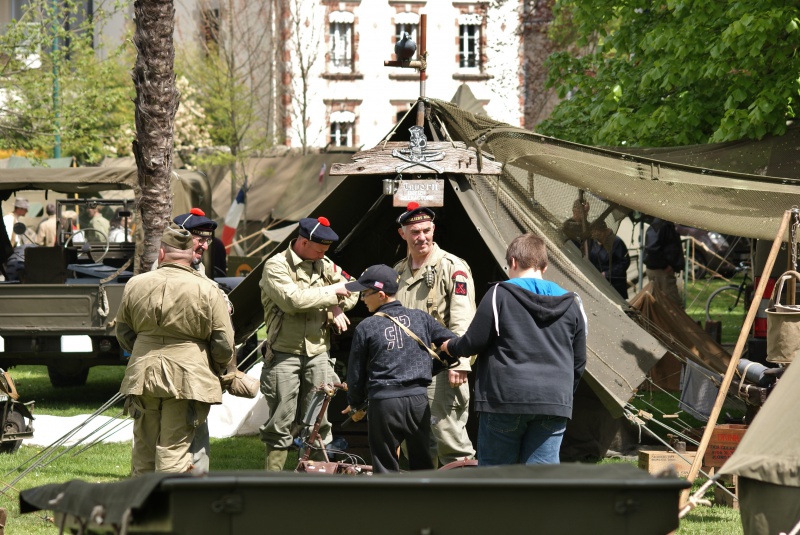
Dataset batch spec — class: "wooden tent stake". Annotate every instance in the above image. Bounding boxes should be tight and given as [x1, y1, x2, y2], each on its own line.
[679, 208, 793, 508]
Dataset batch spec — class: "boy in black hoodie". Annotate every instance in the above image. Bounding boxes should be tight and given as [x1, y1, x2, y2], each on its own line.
[342, 265, 455, 473]
[442, 233, 587, 466]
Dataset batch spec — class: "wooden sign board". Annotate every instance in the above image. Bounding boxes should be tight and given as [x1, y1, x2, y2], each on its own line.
[392, 179, 444, 207]
[329, 141, 502, 176]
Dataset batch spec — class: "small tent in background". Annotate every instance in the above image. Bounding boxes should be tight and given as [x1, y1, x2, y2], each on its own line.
[205, 153, 356, 254]
[718, 359, 800, 535]
[450, 84, 488, 117]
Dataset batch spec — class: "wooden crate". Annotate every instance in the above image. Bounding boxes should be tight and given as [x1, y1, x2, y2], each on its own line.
[638, 448, 698, 478]
[714, 474, 739, 509]
[703, 424, 748, 468]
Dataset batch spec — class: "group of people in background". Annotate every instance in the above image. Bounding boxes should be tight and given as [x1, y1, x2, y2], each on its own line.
[3, 191, 681, 476]
[3, 197, 132, 249]
[257, 203, 587, 474]
[562, 198, 684, 305]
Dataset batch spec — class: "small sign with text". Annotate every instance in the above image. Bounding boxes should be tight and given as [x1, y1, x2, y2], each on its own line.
[393, 179, 444, 207]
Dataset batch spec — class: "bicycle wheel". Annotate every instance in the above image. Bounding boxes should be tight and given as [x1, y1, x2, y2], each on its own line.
[705, 285, 746, 344]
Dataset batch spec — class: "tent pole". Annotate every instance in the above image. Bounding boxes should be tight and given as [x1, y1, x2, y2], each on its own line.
[679, 208, 793, 508]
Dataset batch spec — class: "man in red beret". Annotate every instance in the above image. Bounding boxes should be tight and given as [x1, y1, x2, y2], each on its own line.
[393, 202, 477, 467]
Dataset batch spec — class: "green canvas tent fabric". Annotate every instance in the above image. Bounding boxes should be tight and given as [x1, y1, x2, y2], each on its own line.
[719, 360, 800, 534]
[207, 154, 354, 225]
[425, 99, 800, 241]
[450, 84, 488, 116]
[0, 156, 75, 169]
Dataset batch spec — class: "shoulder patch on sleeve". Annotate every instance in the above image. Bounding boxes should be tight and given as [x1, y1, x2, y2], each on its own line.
[454, 281, 468, 296]
[452, 270, 469, 280]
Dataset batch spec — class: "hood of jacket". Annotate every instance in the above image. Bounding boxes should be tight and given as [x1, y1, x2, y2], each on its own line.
[495, 279, 577, 324]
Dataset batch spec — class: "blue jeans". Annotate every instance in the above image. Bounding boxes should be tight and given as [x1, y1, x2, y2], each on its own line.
[477, 412, 567, 466]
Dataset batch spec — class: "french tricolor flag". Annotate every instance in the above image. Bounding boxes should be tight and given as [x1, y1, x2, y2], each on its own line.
[221, 179, 249, 253]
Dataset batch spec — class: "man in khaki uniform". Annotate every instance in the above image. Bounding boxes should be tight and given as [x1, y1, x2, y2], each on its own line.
[36, 203, 57, 246]
[173, 208, 231, 473]
[393, 202, 477, 466]
[116, 224, 234, 475]
[259, 216, 358, 471]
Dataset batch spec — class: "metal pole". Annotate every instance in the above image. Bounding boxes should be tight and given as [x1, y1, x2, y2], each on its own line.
[52, 0, 61, 159]
[416, 14, 426, 128]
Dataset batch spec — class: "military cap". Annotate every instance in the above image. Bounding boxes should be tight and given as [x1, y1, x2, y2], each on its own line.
[298, 216, 339, 245]
[397, 202, 435, 226]
[161, 223, 193, 250]
[345, 264, 400, 295]
[14, 197, 29, 210]
[173, 207, 217, 237]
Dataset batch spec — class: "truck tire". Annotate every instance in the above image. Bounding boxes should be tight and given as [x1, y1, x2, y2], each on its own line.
[47, 365, 90, 387]
[0, 410, 27, 453]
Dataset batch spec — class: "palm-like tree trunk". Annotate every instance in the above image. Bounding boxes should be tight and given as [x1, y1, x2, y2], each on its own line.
[131, 0, 179, 273]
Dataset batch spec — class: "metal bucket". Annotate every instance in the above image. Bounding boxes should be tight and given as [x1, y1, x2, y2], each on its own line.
[766, 271, 800, 364]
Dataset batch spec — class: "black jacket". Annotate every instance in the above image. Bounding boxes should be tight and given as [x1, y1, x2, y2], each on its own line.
[644, 219, 684, 272]
[447, 280, 587, 419]
[346, 301, 454, 408]
[588, 234, 630, 298]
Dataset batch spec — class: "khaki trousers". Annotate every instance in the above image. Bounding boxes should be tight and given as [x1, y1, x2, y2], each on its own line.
[259, 351, 332, 450]
[428, 373, 475, 466]
[131, 395, 210, 476]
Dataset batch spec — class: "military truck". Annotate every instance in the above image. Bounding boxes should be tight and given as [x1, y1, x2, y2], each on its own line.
[0, 167, 212, 387]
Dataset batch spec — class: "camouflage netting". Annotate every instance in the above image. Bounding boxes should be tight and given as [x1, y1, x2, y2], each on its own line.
[426, 98, 800, 242]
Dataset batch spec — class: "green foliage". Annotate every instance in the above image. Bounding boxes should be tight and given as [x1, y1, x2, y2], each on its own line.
[177, 43, 271, 177]
[0, 1, 134, 164]
[539, 0, 800, 147]
[0, 1, 215, 166]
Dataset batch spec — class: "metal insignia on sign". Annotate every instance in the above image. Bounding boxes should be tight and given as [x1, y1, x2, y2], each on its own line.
[391, 126, 445, 174]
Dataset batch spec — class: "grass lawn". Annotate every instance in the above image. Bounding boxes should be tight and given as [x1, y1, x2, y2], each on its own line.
[683, 273, 749, 346]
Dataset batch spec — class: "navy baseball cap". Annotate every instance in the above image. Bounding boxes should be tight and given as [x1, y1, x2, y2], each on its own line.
[397, 201, 435, 226]
[174, 208, 217, 237]
[299, 216, 339, 245]
[345, 264, 400, 294]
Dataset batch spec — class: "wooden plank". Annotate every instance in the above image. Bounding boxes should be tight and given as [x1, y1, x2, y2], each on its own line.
[329, 141, 503, 176]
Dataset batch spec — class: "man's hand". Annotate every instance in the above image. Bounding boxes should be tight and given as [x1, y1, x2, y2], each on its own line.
[341, 405, 366, 422]
[439, 339, 451, 355]
[330, 306, 350, 333]
[329, 281, 351, 297]
[448, 369, 468, 388]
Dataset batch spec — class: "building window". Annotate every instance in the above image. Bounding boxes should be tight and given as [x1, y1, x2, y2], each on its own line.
[330, 110, 355, 147]
[458, 14, 482, 70]
[329, 11, 354, 72]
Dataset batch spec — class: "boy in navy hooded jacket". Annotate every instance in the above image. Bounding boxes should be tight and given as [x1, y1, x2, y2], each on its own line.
[442, 233, 587, 465]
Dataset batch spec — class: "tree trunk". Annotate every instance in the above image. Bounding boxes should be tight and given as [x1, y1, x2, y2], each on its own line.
[522, 0, 558, 129]
[131, 0, 179, 273]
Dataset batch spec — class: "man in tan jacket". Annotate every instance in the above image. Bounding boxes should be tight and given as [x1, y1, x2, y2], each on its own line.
[35, 203, 57, 246]
[116, 224, 234, 475]
[393, 202, 477, 466]
[259, 216, 358, 470]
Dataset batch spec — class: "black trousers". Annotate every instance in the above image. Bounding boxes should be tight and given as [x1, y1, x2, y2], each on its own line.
[368, 394, 433, 473]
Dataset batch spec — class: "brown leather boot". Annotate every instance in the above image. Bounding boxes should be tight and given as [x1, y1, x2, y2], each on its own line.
[264, 446, 288, 471]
